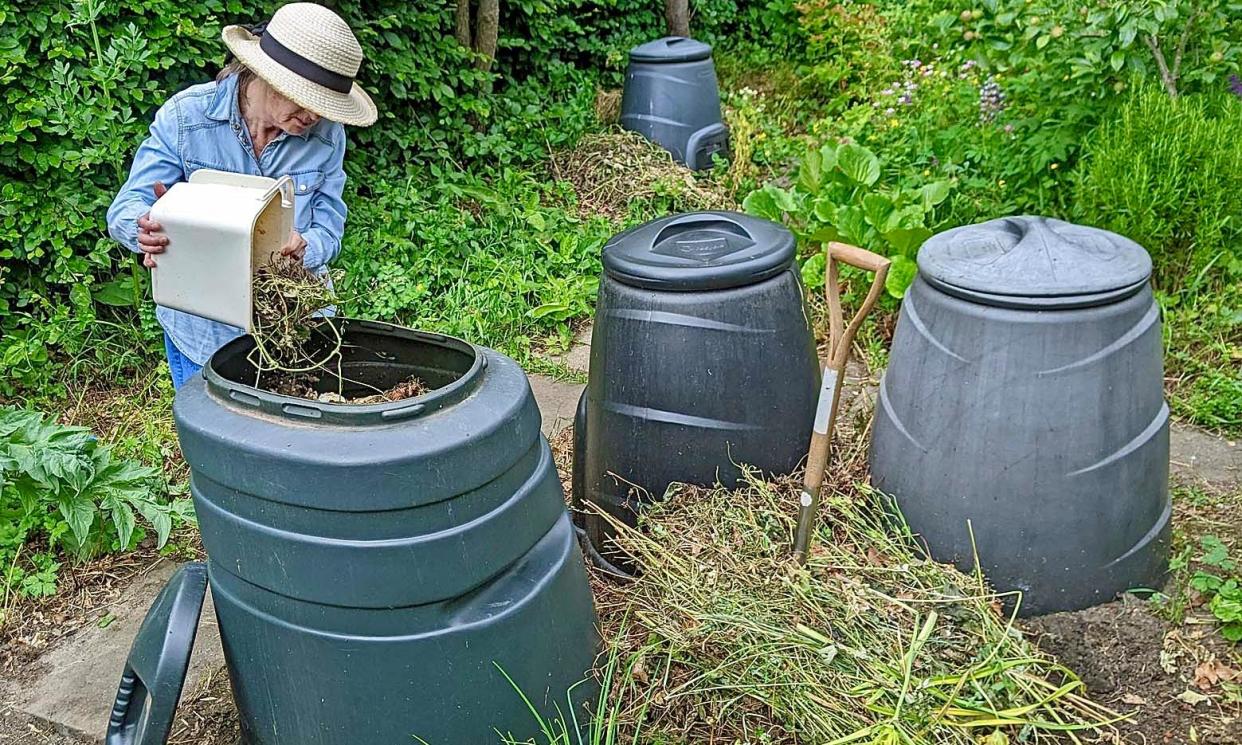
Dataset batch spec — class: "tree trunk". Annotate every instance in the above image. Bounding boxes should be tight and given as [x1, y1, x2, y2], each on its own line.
[454, 0, 471, 48]
[665, 0, 690, 37]
[474, 0, 499, 71]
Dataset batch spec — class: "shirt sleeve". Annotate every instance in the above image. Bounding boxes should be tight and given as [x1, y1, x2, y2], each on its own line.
[106, 99, 185, 253]
[301, 126, 348, 271]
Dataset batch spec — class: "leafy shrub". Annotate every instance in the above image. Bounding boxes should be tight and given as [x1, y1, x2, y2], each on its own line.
[338, 166, 615, 354]
[1187, 535, 1242, 642]
[0, 406, 192, 597]
[743, 141, 951, 297]
[1072, 86, 1241, 431]
[0, 0, 758, 397]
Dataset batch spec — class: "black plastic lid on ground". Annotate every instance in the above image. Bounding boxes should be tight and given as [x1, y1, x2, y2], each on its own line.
[603, 211, 796, 291]
[628, 36, 713, 63]
[917, 216, 1153, 308]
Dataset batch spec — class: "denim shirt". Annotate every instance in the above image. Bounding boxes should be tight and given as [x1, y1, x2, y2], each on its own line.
[106, 74, 348, 365]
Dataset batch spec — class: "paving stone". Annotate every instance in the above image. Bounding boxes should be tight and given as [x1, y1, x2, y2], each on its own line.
[8, 561, 223, 744]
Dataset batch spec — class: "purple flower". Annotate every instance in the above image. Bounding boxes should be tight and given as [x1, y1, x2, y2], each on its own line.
[979, 76, 1006, 122]
[1231, 74, 1242, 98]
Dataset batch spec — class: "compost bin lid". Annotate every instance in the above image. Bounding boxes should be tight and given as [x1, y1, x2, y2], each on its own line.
[917, 216, 1153, 308]
[105, 562, 206, 745]
[603, 211, 796, 291]
[629, 36, 713, 63]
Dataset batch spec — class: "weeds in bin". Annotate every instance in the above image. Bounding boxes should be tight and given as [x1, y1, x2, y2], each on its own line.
[249, 255, 342, 375]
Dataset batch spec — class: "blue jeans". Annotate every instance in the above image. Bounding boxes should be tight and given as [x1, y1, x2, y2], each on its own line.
[164, 333, 203, 390]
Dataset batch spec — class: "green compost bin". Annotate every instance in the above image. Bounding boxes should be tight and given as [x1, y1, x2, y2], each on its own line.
[172, 319, 599, 744]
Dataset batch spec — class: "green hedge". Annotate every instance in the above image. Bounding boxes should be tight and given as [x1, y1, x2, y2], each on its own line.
[0, 0, 754, 394]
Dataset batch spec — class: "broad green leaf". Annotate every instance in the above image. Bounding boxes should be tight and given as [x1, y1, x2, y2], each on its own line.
[1110, 50, 1125, 71]
[837, 143, 880, 187]
[742, 189, 781, 221]
[768, 185, 799, 213]
[797, 149, 823, 194]
[58, 496, 96, 547]
[800, 252, 827, 290]
[920, 181, 952, 210]
[884, 227, 934, 258]
[107, 496, 136, 551]
[813, 195, 841, 224]
[807, 225, 840, 244]
[862, 193, 895, 230]
[885, 255, 918, 299]
[530, 302, 571, 320]
[818, 143, 838, 174]
[835, 205, 868, 244]
[92, 275, 139, 307]
[135, 501, 173, 547]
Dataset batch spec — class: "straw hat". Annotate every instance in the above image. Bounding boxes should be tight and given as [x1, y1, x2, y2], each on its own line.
[222, 2, 377, 126]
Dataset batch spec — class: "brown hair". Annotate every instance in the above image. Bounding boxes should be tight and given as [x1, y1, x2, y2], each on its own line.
[216, 59, 257, 87]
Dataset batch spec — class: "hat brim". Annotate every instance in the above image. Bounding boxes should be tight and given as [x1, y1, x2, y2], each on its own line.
[222, 25, 377, 127]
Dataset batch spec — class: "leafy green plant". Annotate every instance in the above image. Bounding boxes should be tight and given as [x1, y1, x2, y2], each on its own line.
[742, 141, 950, 297]
[0, 406, 192, 598]
[1188, 535, 1242, 642]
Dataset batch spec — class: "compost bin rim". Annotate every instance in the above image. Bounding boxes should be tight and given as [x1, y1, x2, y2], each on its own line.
[602, 210, 796, 292]
[628, 36, 713, 63]
[203, 318, 484, 426]
[922, 274, 1152, 309]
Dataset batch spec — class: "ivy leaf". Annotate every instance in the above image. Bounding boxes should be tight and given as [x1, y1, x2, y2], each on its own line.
[837, 143, 880, 187]
[885, 255, 919, 299]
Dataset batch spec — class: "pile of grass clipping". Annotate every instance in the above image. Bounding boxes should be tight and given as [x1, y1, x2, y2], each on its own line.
[589, 477, 1123, 745]
[551, 130, 734, 220]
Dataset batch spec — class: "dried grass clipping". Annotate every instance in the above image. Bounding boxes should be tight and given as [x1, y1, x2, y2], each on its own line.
[250, 255, 340, 374]
[585, 475, 1124, 744]
[550, 129, 735, 220]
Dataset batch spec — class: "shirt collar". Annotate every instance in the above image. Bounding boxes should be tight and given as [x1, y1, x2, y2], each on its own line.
[206, 73, 311, 140]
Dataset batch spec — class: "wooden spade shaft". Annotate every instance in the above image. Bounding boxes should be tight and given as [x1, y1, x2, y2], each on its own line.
[792, 242, 891, 565]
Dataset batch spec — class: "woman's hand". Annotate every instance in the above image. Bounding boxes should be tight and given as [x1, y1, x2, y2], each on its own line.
[281, 230, 307, 261]
[137, 182, 169, 268]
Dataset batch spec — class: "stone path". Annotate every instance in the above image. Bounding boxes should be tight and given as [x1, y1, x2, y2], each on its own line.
[3, 321, 1237, 743]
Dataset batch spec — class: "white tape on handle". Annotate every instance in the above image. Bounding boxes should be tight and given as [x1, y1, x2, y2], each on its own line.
[812, 368, 839, 435]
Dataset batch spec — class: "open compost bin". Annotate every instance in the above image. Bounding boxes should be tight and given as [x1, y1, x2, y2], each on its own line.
[573, 212, 819, 573]
[112, 319, 599, 745]
[869, 216, 1171, 616]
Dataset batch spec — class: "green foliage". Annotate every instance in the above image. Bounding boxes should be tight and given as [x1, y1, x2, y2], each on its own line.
[0, 0, 756, 396]
[0, 406, 192, 598]
[1072, 86, 1241, 431]
[743, 141, 950, 297]
[1188, 535, 1242, 642]
[339, 167, 614, 354]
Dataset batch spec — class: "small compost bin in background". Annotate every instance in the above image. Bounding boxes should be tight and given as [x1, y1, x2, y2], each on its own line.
[573, 212, 819, 570]
[870, 216, 1171, 615]
[620, 37, 729, 170]
[173, 320, 598, 744]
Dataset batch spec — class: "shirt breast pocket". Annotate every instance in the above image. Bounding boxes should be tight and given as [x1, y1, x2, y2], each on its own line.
[288, 170, 325, 232]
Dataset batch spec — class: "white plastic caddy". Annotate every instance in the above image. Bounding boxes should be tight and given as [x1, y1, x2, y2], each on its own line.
[150, 169, 295, 331]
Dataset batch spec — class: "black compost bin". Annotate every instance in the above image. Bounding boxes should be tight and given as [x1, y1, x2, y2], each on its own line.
[620, 36, 729, 170]
[573, 212, 819, 569]
[170, 320, 598, 744]
[869, 216, 1171, 615]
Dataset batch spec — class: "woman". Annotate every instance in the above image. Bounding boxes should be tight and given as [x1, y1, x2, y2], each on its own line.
[107, 2, 377, 389]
